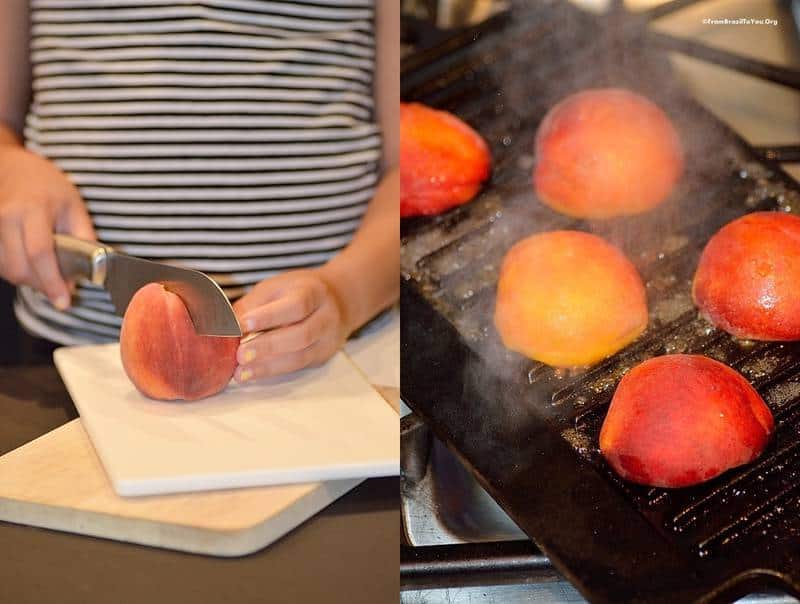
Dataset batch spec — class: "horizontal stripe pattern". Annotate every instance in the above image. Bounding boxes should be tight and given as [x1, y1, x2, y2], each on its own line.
[33, 47, 375, 68]
[27, 138, 381, 155]
[18, 0, 377, 344]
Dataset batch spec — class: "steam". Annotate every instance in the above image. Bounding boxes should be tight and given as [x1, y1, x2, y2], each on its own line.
[436, 1, 750, 417]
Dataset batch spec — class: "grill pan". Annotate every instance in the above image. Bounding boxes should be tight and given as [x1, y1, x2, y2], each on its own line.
[400, 2, 800, 602]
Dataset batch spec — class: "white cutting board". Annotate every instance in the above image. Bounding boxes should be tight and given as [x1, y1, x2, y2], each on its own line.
[54, 344, 399, 497]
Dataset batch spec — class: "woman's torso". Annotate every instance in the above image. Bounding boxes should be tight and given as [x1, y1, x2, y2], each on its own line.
[17, 0, 379, 345]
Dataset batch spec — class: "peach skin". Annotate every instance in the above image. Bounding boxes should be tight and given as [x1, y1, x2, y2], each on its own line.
[400, 102, 491, 217]
[494, 230, 648, 367]
[693, 211, 800, 341]
[534, 88, 683, 219]
[120, 282, 239, 401]
[600, 354, 774, 488]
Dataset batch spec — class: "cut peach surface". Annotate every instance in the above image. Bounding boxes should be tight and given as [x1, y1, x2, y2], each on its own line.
[120, 283, 239, 401]
[400, 102, 491, 217]
[494, 230, 648, 367]
[600, 355, 774, 488]
[534, 88, 683, 219]
[693, 211, 800, 341]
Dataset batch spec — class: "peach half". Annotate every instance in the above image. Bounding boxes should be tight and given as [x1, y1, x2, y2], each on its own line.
[600, 354, 774, 488]
[693, 211, 800, 341]
[494, 230, 648, 367]
[533, 88, 683, 219]
[400, 102, 491, 217]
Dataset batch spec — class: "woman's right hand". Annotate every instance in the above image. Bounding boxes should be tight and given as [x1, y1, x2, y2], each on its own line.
[0, 144, 95, 309]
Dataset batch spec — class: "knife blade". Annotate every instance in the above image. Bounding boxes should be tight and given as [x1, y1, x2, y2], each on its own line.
[54, 234, 241, 337]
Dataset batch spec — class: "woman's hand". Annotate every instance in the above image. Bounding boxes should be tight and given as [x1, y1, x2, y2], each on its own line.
[232, 269, 351, 383]
[0, 144, 95, 308]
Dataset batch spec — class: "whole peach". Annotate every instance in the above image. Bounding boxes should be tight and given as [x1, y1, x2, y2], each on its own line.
[534, 88, 683, 218]
[120, 283, 239, 401]
[693, 212, 800, 341]
[494, 230, 648, 367]
[600, 355, 773, 488]
[400, 102, 491, 217]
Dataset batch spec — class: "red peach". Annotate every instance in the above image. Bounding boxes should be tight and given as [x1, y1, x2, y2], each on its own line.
[693, 212, 800, 341]
[400, 102, 491, 217]
[494, 230, 648, 367]
[600, 355, 773, 488]
[534, 88, 683, 218]
[120, 283, 239, 401]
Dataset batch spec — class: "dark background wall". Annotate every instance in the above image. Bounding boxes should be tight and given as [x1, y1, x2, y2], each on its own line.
[0, 281, 52, 366]
[1, 281, 23, 364]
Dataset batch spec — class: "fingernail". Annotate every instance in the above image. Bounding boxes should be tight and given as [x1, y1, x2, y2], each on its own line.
[238, 368, 253, 383]
[239, 311, 262, 333]
[241, 348, 256, 364]
[53, 295, 70, 311]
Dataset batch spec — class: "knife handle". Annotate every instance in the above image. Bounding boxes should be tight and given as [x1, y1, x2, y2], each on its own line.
[54, 234, 112, 286]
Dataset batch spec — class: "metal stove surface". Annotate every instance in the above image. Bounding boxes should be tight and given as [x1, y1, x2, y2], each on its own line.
[401, 417, 800, 603]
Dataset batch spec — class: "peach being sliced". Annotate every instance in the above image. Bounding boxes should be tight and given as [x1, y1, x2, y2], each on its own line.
[693, 211, 800, 341]
[120, 282, 239, 401]
[600, 355, 774, 488]
[494, 230, 648, 367]
[534, 88, 683, 219]
[400, 102, 491, 217]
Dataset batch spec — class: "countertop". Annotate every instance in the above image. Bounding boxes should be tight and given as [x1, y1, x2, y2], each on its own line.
[0, 305, 400, 604]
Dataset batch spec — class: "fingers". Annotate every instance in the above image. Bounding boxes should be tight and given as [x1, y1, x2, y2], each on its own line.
[234, 342, 321, 384]
[0, 219, 29, 286]
[0, 210, 71, 309]
[237, 308, 326, 364]
[237, 284, 322, 333]
[0, 194, 89, 309]
[24, 211, 70, 309]
[0, 149, 95, 306]
[232, 276, 288, 319]
[231, 272, 343, 383]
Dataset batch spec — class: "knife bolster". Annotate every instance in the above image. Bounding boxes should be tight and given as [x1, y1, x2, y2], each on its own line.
[54, 234, 110, 286]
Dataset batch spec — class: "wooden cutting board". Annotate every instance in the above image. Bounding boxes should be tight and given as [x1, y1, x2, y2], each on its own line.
[54, 344, 399, 497]
[0, 419, 363, 556]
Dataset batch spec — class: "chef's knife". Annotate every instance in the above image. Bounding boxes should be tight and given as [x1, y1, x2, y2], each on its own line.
[54, 234, 241, 337]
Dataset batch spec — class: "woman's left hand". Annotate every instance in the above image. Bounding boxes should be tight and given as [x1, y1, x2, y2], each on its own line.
[232, 269, 350, 383]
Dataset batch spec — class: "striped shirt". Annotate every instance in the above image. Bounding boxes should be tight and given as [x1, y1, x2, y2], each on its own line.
[16, 0, 380, 345]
